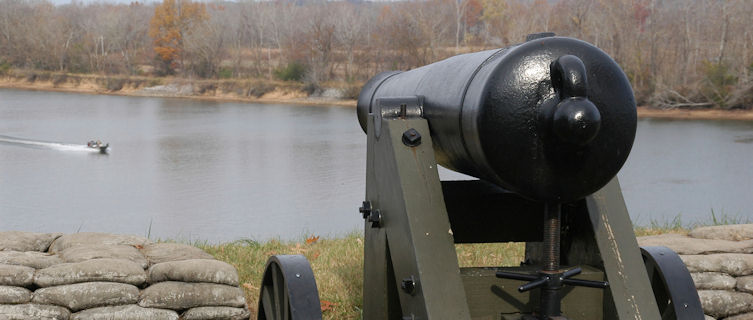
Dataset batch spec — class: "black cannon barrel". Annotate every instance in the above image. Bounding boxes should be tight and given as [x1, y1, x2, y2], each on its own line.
[357, 36, 637, 202]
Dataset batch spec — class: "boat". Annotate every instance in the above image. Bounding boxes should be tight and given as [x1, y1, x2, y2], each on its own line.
[87, 140, 109, 153]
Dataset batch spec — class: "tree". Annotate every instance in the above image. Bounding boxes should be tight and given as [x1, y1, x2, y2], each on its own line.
[149, 0, 207, 74]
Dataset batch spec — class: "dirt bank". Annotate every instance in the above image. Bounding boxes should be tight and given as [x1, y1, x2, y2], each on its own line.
[637, 106, 753, 121]
[0, 71, 357, 108]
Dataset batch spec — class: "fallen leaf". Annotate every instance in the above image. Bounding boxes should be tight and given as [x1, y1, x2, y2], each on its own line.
[242, 283, 258, 292]
[321, 300, 337, 312]
[306, 235, 320, 244]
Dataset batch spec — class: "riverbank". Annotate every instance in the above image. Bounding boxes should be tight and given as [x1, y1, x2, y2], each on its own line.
[0, 71, 357, 108]
[637, 107, 753, 121]
[2, 71, 753, 120]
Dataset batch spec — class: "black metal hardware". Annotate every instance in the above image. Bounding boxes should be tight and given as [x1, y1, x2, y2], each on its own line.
[359, 201, 372, 219]
[402, 129, 422, 147]
[367, 209, 382, 228]
[401, 275, 417, 295]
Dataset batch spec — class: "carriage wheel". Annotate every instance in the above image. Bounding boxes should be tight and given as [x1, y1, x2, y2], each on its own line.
[640, 246, 705, 320]
[258, 255, 322, 320]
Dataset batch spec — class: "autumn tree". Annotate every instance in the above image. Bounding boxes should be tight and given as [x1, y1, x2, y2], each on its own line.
[149, 0, 207, 75]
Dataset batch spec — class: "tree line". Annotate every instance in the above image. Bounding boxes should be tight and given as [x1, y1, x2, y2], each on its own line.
[0, 0, 751, 109]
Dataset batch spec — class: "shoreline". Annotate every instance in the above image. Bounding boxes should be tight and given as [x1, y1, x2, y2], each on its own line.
[636, 106, 753, 121]
[0, 74, 357, 108]
[3, 77, 753, 120]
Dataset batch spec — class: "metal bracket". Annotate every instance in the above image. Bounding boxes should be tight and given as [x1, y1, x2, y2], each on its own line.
[371, 96, 424, 138]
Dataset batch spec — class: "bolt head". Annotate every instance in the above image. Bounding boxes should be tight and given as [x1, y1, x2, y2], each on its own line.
[401, 277, 416, 295]
[402, 128, 422, 147]
[368, 209, 382, 228]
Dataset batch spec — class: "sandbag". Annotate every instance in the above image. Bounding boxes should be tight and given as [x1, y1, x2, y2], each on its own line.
[726, 312, 753, 320]
[181, 306, 250, 320]
[70, 304, 179, 320]
[139, 243, 214, 266]
[49, 233, 150, 253]
[0, 285, 32, 304]
[0, 251, 63, 269]
[690, 272, 737, 290]
[0, 231, 62, 252]
[34, 258, 146, 287]
[739, 276, 753, 294]
[0, 264, 34, 287]
[689, 224, 753, 241]
[32, 282, 139, 312]
[681, 254, 753, 276]
[138, 281, 245, 310]
[147, 259, 239, 286]
[0, 303, 71, 320]
[698, 290, 753, 318]
[637, 234, 753, 255]
[58, 245, 147, 269]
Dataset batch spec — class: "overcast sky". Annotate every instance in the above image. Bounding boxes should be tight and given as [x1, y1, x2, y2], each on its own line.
[50, 0, 157, 4]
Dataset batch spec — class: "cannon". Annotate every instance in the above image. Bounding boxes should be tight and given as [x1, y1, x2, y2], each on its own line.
[256, 34, 704, 320]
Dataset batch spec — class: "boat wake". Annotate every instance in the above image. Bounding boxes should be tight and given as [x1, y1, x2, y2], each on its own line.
[0, 135, 105, 153]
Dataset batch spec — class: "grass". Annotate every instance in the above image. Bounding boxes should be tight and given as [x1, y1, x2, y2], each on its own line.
[195, 213, 748, 319]
[633, 209, 751, 237]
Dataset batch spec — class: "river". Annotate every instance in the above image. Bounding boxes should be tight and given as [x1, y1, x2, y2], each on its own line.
[0, 88, 751, 242]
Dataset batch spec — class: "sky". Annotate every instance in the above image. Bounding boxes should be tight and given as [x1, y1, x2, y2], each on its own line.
[51, 0, 158, 5]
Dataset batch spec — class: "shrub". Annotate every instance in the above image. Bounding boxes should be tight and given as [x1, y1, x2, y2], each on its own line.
[218, 67, 233, 79]
[702, 61, 737, 109]
[148, 79, 163, 87]
[273, 61, 306, 82]
[197, 82, 217, 94]
[342, 83, 363, 100]
[247, 82, 275, 97]
[0, 61, 11, 75]
[105, 77, 127, 91]
[303, 82, 322, 96]
[51, 74, 68, 86]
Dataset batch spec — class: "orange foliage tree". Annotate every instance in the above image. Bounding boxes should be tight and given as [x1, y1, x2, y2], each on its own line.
[148, 0, 207, 74]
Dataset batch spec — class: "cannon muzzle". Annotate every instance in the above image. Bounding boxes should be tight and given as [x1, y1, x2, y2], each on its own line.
[357, 36, 636, 202]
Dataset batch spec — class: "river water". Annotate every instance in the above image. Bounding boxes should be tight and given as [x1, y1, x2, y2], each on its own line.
[1, 88, 751, 241]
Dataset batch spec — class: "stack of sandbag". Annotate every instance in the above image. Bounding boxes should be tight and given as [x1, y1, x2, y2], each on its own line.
[638, 224, 753, 320]
[0, 231, 250, 320]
